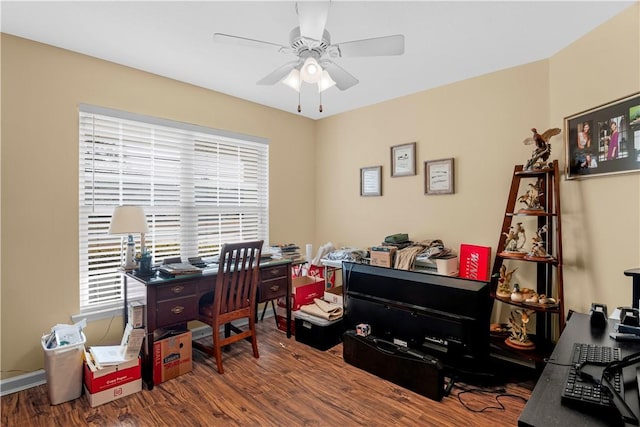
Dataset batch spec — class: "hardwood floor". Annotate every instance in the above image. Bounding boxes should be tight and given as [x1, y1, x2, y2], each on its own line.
[2, 320, 534, 426]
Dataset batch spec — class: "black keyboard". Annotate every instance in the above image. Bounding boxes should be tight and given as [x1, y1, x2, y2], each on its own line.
[561, 343, 623, 410]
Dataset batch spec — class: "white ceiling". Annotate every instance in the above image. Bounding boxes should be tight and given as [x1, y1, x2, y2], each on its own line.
[1, 1, 635, 120]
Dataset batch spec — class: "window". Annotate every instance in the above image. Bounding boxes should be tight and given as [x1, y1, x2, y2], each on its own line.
[79, 105, 269, 312]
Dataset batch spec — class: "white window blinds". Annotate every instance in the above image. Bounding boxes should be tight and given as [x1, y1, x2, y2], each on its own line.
[79, 105, 269, 311]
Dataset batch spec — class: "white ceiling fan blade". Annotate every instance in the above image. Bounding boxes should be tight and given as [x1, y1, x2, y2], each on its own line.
[257, 60, 302, 85]
[296, 1, 330, 44]
[321, 61, 359, 91]
[329, 34, 405, 58]
[213, 33, 292, 54]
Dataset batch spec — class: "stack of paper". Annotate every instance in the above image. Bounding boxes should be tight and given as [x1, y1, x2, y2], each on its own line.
[88, 324, 144, 368]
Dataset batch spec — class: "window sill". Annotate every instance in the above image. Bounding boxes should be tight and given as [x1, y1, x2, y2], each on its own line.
[71, 304, 124, 324]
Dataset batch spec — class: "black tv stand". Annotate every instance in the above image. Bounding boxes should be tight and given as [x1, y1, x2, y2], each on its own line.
[343, 329, 448, 401]
[341, 262, 494, 396]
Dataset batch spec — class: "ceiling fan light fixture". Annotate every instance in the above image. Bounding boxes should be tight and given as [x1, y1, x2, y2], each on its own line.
[300, 57, 322, 83]
[281, 68, 301, 92]
[317, 70, 336, 92]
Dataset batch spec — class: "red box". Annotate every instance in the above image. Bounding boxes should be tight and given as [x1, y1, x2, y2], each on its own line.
[153, 330, 192, 385]
[458, 244, 491, 281]
[275, 305, 296, 335]
[290, 275, 325, 310]
[308, 264, 336, 288]
[83, 357, 141, 407]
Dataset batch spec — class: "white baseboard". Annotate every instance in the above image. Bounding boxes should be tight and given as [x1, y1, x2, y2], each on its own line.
[0, 308, 276, 396]
[0, 370, 46, 396]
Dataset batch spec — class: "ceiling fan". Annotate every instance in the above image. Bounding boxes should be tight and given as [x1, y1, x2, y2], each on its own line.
[213, 1, 405, 112]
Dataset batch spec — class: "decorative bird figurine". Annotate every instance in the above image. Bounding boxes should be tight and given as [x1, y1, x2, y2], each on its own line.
[497, 264, 518, 298]
[523, 127, 561, 170]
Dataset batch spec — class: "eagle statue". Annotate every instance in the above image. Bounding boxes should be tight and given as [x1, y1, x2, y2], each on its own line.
[523, 127, 561, 170]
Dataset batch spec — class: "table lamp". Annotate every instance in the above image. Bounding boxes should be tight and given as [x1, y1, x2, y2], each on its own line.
[109, 206, 149, 270]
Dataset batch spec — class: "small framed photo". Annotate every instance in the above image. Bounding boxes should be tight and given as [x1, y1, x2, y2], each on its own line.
[391, 142, 416, 177]
[425, 158, 454, 195]
[565, 92, 640, 179]
[360, 166, 382, 197]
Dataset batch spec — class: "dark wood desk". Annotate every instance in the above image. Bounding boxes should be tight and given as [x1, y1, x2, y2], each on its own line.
[518, 312, 640, 426]
[124, 259, 293, 389]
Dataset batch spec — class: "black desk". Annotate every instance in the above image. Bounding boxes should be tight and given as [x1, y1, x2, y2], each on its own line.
[519, 312, 640, 426]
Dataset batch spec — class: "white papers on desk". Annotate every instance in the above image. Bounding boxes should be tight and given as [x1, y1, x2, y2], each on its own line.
[89, 323, 144, 367]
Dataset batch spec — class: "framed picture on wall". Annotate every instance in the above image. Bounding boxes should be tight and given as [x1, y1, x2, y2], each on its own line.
[425, 158, 454, 195]
[360, 166, 382, 196]
[565, 92, 640, 179]
[391, 142, 416, 177]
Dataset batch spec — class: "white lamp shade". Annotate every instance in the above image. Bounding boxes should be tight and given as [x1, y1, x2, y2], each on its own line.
[109, 206, 149, 235]
[317, 70, 336, 93]
[300, 57, 322, 83]
[282, 68, 301, 92]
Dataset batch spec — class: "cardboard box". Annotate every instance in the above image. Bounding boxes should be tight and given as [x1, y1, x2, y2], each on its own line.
[84, 380, 142, 408]
[290, 276, 326, 310]
[324, 286, 343, 307]
[83, 357, 141, 407]
[153, 330, 192, 384]
[274, 276, 324, 334]
[370, 247, 396, 268]
[308, 264, 336, 288]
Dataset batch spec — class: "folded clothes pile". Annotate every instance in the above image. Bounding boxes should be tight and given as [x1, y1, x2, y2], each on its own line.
[299, 298, 343, 321]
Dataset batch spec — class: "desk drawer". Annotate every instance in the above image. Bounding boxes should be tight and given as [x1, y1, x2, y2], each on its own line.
[261, 265, 288, 281]
[259, 277, 288, 302]
[156, 296, 197, 326]
[156, 283, 197, 300]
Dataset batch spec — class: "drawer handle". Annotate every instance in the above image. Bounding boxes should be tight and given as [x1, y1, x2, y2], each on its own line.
[269, 269, 279, 276]
[269, 285, 280, 292]
[171, 306, 184, 314]
[171, 285, 184, 294]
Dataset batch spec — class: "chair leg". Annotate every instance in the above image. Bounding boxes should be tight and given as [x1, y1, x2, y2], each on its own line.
[249, 316, 259, 359]
[212, 323, 224, 374]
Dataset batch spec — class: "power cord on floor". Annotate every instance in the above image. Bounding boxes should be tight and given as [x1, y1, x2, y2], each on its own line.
[454, 383, 528, 413]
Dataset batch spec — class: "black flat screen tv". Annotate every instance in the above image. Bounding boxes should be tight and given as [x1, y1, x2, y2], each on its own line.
[342, 262, 492, 369]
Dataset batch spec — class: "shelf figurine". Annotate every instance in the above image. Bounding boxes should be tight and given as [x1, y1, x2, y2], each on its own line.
[505, 309, 536, 350]
[518, 179, 544, 212]
[496, 264, 518, 298]
[526, 224, 551, 260]
[500, 222, 526, 257]
[523, 127, 561, 170]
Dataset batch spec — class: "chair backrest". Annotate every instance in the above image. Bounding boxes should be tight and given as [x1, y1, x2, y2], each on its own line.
[214, 241, 263, 315]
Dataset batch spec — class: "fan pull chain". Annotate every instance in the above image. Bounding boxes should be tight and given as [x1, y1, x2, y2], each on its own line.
[297, 91, 301, 113]
[319, 91, 323, 113]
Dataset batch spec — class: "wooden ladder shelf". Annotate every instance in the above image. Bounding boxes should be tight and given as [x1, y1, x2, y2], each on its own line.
[490, 159, 565, 366]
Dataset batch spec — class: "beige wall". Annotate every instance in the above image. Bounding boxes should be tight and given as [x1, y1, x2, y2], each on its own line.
[315, 3, 639, 320]
[551, 5, 640, 313]
[0, 34, 317, 378]
[1, 3, 639, 380]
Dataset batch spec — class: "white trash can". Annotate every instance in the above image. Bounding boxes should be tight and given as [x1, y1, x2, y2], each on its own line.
[41, 332, 86, 405]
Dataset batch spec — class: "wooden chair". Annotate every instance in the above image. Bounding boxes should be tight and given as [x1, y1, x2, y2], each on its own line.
[193, 240, 263, 374]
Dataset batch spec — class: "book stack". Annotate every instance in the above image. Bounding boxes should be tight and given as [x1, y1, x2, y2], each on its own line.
[159, 262, 203, 277]
[270, 244, 302, 260]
